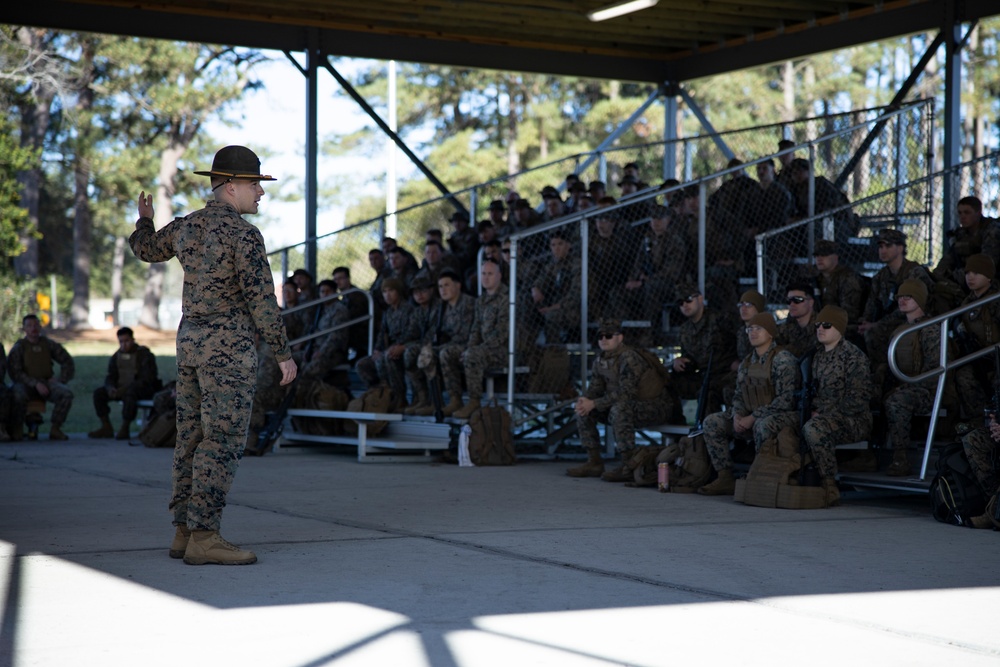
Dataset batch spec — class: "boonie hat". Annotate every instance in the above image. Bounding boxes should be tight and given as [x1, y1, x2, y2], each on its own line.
[194, 146, 276, 181]
[597, 318, 622, 336]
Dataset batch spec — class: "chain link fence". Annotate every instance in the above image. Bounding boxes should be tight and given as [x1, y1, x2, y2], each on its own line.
[755, 151, 1000, 307]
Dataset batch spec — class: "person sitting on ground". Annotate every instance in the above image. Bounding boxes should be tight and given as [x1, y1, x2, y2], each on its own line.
[879, 279, 943, 477]
[402, 275, 439, 415]
[568, 318, 681, 482]
[699, 312, 800, 495]
[412, 269, 476, 417]
[801, 305, 874, 506]
[355, 279, 412, 410]
[670, 284, 738, 415]
[8, 314, 75, 441]
[777, 281, 819, 358]
[449, 260, 510, 419]
[87, 327, 162, 440]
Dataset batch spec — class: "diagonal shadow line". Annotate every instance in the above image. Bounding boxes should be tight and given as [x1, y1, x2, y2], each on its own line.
[0, 545, 21, 666]
[289, 620, 465, 667]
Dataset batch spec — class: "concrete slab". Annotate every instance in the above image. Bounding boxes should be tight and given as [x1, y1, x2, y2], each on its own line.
[1, 438, 998, 666]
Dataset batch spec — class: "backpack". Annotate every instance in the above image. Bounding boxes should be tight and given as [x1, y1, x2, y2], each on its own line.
[467, 401, 516, 465]
[734, 426, 827, 509]
[929, 442, 987, 526]
[343, 385, 397, 437]
[292, 380, 350, 436]
[138, 410, 176, 448]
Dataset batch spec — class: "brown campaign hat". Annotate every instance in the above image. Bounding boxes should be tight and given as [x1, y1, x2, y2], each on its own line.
[194, 145, 276, 181]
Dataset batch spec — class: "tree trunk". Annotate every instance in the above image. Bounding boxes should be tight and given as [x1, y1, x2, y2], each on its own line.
[13, 28, 55, 279]
[111, 236, 126, 325]
[70, 154, 93, 329]
[781, 61, 795, 126]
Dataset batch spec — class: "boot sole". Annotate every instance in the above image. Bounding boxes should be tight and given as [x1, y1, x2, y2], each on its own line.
[168, 549, 185, 559]
[183, 555, 257, 565]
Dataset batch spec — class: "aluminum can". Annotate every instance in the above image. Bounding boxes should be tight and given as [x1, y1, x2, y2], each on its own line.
[657, 462, 669, 492]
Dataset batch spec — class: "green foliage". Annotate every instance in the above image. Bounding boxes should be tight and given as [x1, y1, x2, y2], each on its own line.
[0, 118, 38, 267]
[0, 275, 41, 345]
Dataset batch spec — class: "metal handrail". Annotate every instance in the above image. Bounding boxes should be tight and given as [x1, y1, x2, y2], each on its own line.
[286, 287, 374, 356]
[887, 290, 1000, 480]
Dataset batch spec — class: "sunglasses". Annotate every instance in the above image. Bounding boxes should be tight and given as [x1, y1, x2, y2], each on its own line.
[676, 295, 698, 306]
[787, 296, 809, 304]
[814, 322, 834, 330]
[598, 332, 619, 340]
[736, 301, 756, 308]
[501, 248, 511, 254]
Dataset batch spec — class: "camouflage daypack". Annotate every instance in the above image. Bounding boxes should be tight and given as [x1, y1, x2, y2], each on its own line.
[343, 385, 398, 437]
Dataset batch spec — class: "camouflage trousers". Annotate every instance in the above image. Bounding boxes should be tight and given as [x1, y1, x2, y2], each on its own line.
[92, 381, 159, 422]
[441, 343, 506, 401]
[702, 409, 799, 471]
[436, 343, 468, 400]
[578, 393, 674, 453]
[403, 343, 429, 397]
[953, 365, 991, 423]
[11, 381, 74, 427]
[961, 426, 1000, 497]
[171, 364, 255, 532]
[801, 413, 872, 477]
[883, 384, 933, 451]
[356, 352, 407, 399]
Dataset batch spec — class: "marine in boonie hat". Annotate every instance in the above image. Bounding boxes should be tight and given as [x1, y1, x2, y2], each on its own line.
[194, 145, 276, 185]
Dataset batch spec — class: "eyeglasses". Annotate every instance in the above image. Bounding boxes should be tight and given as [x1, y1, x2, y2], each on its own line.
[501, 248, 511, 254]
[598, 332, 619, 340]
[744, 325, 765, 334]
[787, 296, 809, 304]
[676, 295, 698, 306]
[814, 322, 834, 330]
[736, 301, 756, 308]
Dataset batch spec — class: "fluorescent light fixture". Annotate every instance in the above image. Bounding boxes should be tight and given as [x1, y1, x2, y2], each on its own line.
[587, 0, 658, 22]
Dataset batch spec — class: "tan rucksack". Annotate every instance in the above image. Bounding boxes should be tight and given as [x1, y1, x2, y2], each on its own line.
[733, 426, 826, 509]
[342, 385, 397, 437]
[139, 410, 176, 448]
[291, 380, 350, 436]
[467, 401, 516, 465]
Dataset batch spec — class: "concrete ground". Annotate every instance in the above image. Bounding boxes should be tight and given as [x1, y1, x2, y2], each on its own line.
[1, 436, 998, 667]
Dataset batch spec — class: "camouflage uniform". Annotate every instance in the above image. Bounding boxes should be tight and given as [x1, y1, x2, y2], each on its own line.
[960, 426, 1000, 497]
[356, 301, 413, 399]
[671, 308, 737, 414]
[403, 299, 437, 400]
[427, 293, 476, 401]
[8, 334, 75, 431]
[777, 312, 819, 359]
[952, 286, 1000, 420]
[862, 259, 934, 365]
[801, 338, 873, 477]
[816, 265, 866, 326]
[521, 255, 581, 348]
[448, 226, 481, 277]
[249, 339, 288, 433]
[92, 344, 161, 423]
[299, 300, 351, 389]
[130, 201, 291, 532]
[619, 226, 688, 325]
[441, 288, 509, 402]
[702, 342, 800, 471]
[882, 317, 941, 454]
[933, 221, 1000, 287]
[578, 345, 676, 455]
[588, 231, 634, 320]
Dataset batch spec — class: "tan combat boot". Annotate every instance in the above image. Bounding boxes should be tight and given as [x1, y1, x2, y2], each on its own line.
[442, 396, 464, 417]
[183, 530, 257, 566]
[697, 468, 736, 495]
[403, 391, 429, 415]
[115, 421, 132, 440]
[821, 476, 841, 507]
[169, 525, 191, 558]
[49, 425, 69, 441]
[452, 398, 481, 420]
[600, 448, 639, 482]
[885, 448, 912, 477]
[88, 418, 114, 439]
[566, 448, 605, 478]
